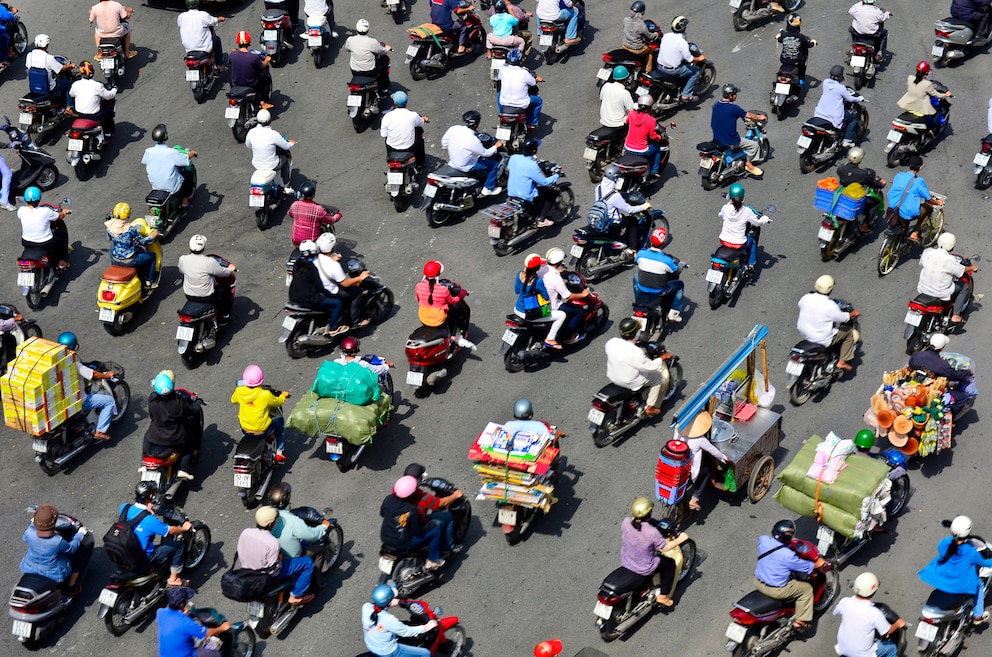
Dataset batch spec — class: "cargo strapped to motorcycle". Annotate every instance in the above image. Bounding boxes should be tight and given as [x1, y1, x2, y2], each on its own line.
[408, 24, 445, 50]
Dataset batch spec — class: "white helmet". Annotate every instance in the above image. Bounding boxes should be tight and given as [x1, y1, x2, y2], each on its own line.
[545, 247, 565, 266]
[356, 19, 370, 34]
[316, 232, 337, 254]
[853, 572, 879, 598]
[188, 234, 207, 253]
[299, 240, 318, 257]
[937, 232, 956, 251]
[814, 274, 834, 295]
[255, 109, 272, 125]
[951, 515, 973, 538]
[929, 333, 950, 350]
[35, 34, 51, 49]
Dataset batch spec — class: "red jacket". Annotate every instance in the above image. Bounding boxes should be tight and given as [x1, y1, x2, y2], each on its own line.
[624, 109, 661, 153]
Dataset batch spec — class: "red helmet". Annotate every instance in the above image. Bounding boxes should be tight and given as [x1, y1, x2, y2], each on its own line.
[649, 226, 668, 248]
[236, 30, 251, 46]
[423, 260, 443, 278]
[341, 337, 360, 355]
[534, 640, 563, 657]
[915, 60, 930, 77]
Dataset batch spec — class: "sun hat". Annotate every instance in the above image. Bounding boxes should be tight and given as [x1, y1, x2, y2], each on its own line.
[683, 411, 713, 438]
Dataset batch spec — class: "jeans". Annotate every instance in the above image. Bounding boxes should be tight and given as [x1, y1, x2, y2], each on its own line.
[875, 639, 898, 657]
[0, 155, 10, 205]
[314, 295, 343, 330]
[524, 95, 543, 127]
[211, 35, 223, 64]
[743, 235, 757, 267]
[334, 284, 363, 325]
[554, 8, 579, 39]
[469, 157, 500, 190]
[842, 106, 861, 143]
[627, 142, 662, 176]
[150, 541, 185, 574]
[635, 282, 684, 313]
[83, 393, 117, 433]
[691, 465, 710, 502]
[559, 301, 585, 337]
[185, 290, 232, 322]
[406, 524, 442, 563]
[277, 555, 314, 598]
[663, 63, 700, 98]
[269, 415, 286, 453]
[0, 27, 8, 64]
[53, 77, 72, 108]
[952, 279, 971, 316]
[386, 645, 431, 657]
[427, 510, 456, 553]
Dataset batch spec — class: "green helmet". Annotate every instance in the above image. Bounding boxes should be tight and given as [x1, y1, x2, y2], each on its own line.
[854, 429, 875, 451]
[728, 183, 745, 200]
[618, 317, 639, 338]
[612, 65, 630, 81]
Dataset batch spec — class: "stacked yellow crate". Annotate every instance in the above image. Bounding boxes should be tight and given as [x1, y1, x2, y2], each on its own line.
[2, 338, 84, 435]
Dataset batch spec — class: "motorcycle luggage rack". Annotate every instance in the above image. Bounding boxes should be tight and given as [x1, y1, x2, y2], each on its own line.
[480, 202, 523, 223]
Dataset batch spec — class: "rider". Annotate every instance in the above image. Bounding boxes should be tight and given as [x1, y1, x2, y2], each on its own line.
[508, 137, 559, 227]
[674, 412, 729, 513]
[776, 13, 816, 86]
[796, 275, 860, 371]
[380, 475, 445, 570]
[535, 0, 581, 46]
[848, 0, 891, 61]
[600, 66, 635, 130]
[429, 0, 474, 55]
[624, 94, 664, 181]
[236, 506, 315, 606]
[177, 234, 236, 324]
[363, 584, 437, 657]
[336, 336, 392, 378]
[0, 4, 17, 71]
[143, 371, 201, 482]
[267, 483, 332, 559]
[142, 124, 197, 209]
[105, 202, 158, 287]
[909, 334, 976, 413]
[594, 163, 652, 255]
[487, 0, 526, 57]
[440, 110, 503, 196]
[229, 31, 273, 110]
[837, 147, 886, 234]
[502, 397, 556, 436]
[304, 0, 337, 38]
[621, 497, 687, 606]
[918, 515, 992, 626]
[498, 49, 542, 130]
[231, 364, 289, 463]
[833, 572, 905, 657]
[754, 519, 826, 632]
[344, 19, 391, 98]
[25, 34, 75, 105]
[380, 90, 428, 173]
[633, 226, 685, 324]
[886, 156, 941, 243]
[123, 481, 193, 588]
[20, 503, 90, 597]
[88, 0, 134, 60]
[711, 84, 767, 177]
[718, 183, 772, 277]
[156, 587, 231, 657]
[288, 181, 342, 246]
[622, 2, 658, 72]
[515, 253, 566, 349]
[541, 247, 590, 342]
[246, 109, 296, 194]
[314, 232, 370, 330]
[17, 186, 70, 270]
[403, 462, 463, 557]
[68, 60, 117, 141]
[813, 65, 866, 148]
[918, 232, 977, 325]
[897, 61, 952, 138]
[604, 318, 665, 416]
[654, 16, 703, 104]
[950, 0, 991, 40]
[177, 0, 225, 65]
[57, 332, 117, 441]
[415, 260, 476, 350]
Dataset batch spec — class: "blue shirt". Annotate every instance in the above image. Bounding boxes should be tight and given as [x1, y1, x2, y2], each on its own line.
[108, 226, 154, 262]
[362, 603, 427, 655]
[753, 535, 813, 586]
[429, 0, 461, 30]
[507, 154, 559, 202]
[119, 503, 171, 557]
[711, 101, 747, 147]
[19, 524, 84, 583]
[633, 248, 678, 294]
[141, 144, 190, 194]
[887, 171, 930, 220]
[156, 607, 208, 657]
[490, 12, 519, 37]
[919, 536, 992, 595]
[514, 274, 551, 313]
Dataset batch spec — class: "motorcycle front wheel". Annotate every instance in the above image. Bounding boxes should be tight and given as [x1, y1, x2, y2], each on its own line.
[444, 624, 468, 657]
[233, 626, 256, 657]
[184, 525, 212, 570]
[109, 380, 131, 424]
[12, 22, 28, 56]
[813, 569, 841, 615]
[664, 361, 683, 402]
[550, 187, 575, 223]
[365, 288, 395, 325]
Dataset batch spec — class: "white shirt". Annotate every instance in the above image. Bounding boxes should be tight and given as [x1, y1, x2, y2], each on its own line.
[314, 253, 345, 294]
[656, 32, 690, 69]
[600, 81, 635, 128]
[441, 124, 497, 171]
[536, 0, 572, 23]
[17, 205, 59, 243]
[848, 2, 889, 35]
[987, 97, 992, 134]
[833, 596, 893, 657]
[245, 125, 293, 171]
[380, 108, 424, 150]
[918, 248, 966, 299]
[25, 49, 62, 89]
[605, 336, 661, 389]
[69, 78, 117, 114]
[539, 265, 569, 310]
[676, 430, 728, 481]
[344, 34, 386, 71]
[177, 9, 219, 53]
[304, 0, 329, 16]
[796, 292, 850, 346]
[718, 202, 770, 246]
[498, 66, 537, 109]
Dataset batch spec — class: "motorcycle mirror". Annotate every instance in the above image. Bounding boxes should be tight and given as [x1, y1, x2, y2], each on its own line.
[970, 255, 981, 262]
[765, 205, 777, 214]
[433, 605, 443, 617]
[669, 122, 677, 128]
[322, 506, 334, 518]
[62, 198, 72, 206]
[940, 519, 952, 528]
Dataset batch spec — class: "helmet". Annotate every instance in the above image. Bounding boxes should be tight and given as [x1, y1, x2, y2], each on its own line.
[188, 234, 206, 253]
[787, 13, 801, 27]
[256, 109, 272, 125]
[242, 364, 264, 387]
[462, 110, 481, 128]
[506, 49, 524, 65]
[186, 0, 199, 8]
[846, 146, 865, 165]
[937, 232, 956, 251]
[299, 240, 318, 257]
[772, 519, 797, 544]
[814, 274, 835, 295]
[545, 247, 566, 266]
[391, 90, 408, 108]
[494, 0, 508, 12]
[341, 336, 361, 355]
[112, 202, 131, 220]
[916, 60, 931, 77]
[671, 16, 688, 33]
[299, 181, 317, 200]
[356, 19, 370, 34]
[135, 481, 157, 502]
[57, 332, 79, 350]
[618, 317, 639, 338]
[603, 164, 621, 181]
[79, 61, 94, 79]
[728, 183, 745, 200]
[152, 124, 169, 143]
[722, 83, 740, 99]
[829, 65, 845, 81]
[404, 463, 427, 480]
[34, 34, 50, 49]
[534, 640, 563, 657]
[316, 232, 336, 254]
[929, 333, 950, 350]
[630, 496, 654, 519]
[636, 94, 654, 108]
[863, 0, 876, 3]
[854, 429, 875, 451]
[649, 226, 668, 248]
[346, 258, 365, 278]
[268, 482, 292, 509]
[564, 272, 585, 294]
[522, 137, 540, 156]
[23, 186, 42, 203]
[423, 260, 443, 278]
[153, 372, 174, 396]
[393, 475, 419, 499]
[950, 515, 973, 538]
[236, 30, 251, 46]
[630, 1, 646, 13]
[255, 506, 278, 528]
[525, 252, 545, 269]
[612, 65, 630, 81]
[513, 398, 534, 420]
[853, 572, 879, 597]
[371, 583, 394, 607]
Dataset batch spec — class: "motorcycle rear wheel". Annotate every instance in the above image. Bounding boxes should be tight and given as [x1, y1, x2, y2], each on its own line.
[104, 312, 129, 336]
[886, 146, 905, 169]
[576, 251, 600, 282]
[39, 456, 61, 476]
[425, 206, 456, 228]
[392, 194, 407, 212]
[588, 153, 605, 183]
[285, 325, 309, 359]
[73, 160, 93, 182]
[876, 235, 900, 276]
[708, 287, 723, 310]
[392, 9, 404, 25]
[493, 239, 511, 257]
[701, 173, 719, 191]
[503, 348, 526, 373]
[255, 207, 271, 230]
[192, 82, 208, 104]
[599, 617, 623, 642]
[24, 281, 43, 310]
[789, 372, 814, 406]
[977, 166, 992, 190]
[732, 7, 749, 32]
[232, 116, 249, 144]
[592, 408, 621, 448]
[905, 330, 927, 355]
[888, 474, 910, 516]
[410, 60, 429, 81]
[773, 104, 785, 121]
[544, 47, 558, 65]
[799, 152, 816, 174]
[106, 588, 137, 636]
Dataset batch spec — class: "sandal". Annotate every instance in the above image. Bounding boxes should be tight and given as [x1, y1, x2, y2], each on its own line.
[655, 595, 674, 607]
[543, 341, 563, 351]
[973, 611, 989, 625]
[688, 500, 702, 512]
[325, 325, 349, 337]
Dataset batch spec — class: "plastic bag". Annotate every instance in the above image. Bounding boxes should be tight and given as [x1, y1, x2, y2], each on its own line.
[724, 467, 738, 493]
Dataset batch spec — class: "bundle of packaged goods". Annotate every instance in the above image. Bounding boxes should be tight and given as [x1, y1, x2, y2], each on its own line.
[774, 434, 891, 540]
[468, 422, 559, 512]
[2, 337, 84, 436]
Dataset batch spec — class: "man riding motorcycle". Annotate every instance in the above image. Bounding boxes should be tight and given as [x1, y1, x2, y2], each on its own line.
[88, 0, 135, 61]
[288, 239, 348, 337]
[633, 226, 685, 324]
[288, 181, 342, 246]
[813, 65, 866, 148]
[415, 259, 476, 350]
[336, 336, 392, 379]
[950, 0, 991, 41]
[17, 186, 70, 270]
[231, 364, 289, 463]
[487, 0, 527, 57]
[429, 0, 474, 55]
[177, 0, 225, 65]
[886, 156, 941, 243]
[20, 503, 90, 597]
[918, 232, 977, 325]
[594, 163, 651, 256]
[622, 496, 687, 606]
[848, 0, 891, 61]
[908, 334, 976, 414]
[711, 84, 767, 178]
[344, 19, 391, 99]
[142, 124, 198, 210]
[25, 34, 75, 105]
[57, 332, 117, 440]
[236, 506, 314, 606]
[604, 317, 665, 416]
[268, 482, 332, 558]
[177, 234, 236, 325]
[363, 584, 437, 657]
[314, 232, 370, 329]
[156, 587, 231, 657]
[380, 90, 428, 173]
[380, 475, 444, 570]
[143, 370, 201, 482]
[833, 572, 906, 657]
[796, 275, 860, 371]
[600, 65, 635, 129]
[440, 110, 503, 196]
[776, 13, 816, 85]
[508, 137, 558, 228]
[622, 2, 659, 71]
[541, 247, 590, 341]
[403, 462, 463, 557]
[498, 49, 542, 130]
[68, 60, 117, 140]
[653, 16, 702, 104]
[229, 31, 273, 110]
[245, 109, 296, 194]
[718, 183, 772, 277]
[122, 481, 194, 588]
[837, 146, 886, 234]
[535, 0, 581, 45]
[753, 519, 827, 631]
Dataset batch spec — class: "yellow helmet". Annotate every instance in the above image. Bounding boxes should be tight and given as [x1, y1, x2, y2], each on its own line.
[112, 202, 131, 221]
[630, 496, 654, 519]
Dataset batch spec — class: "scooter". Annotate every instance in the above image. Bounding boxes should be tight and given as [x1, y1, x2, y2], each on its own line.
[595, 20, 660, 88]
[323, 373, 393, 472]
[393, 596, 467, 657]
[186, 607, 256, 657]
[0, 303, 41, 375]
[0, 10, 29, 71]
[635, 45, 716, 116]
[249, 165, 287, 230]
[8, 509, 94, 648]
[972, 135, 992, 190]
[903, 256, 974, 354]
[16, 199, 71, 310]
[496, 105, 529, 155]
[144, 145, 196, 239]
[798, 99, 869, 173]
[226, 80, 262, 143]
[819, 188, 884, 262]
[730, 0, 802, 32]
[537, 12, 577, 66]
[885, 81, 951, 168]
[1, 121, 59, 192]
[233, 406, 283, 509]
[65, 99, 114, 181]
[707, 216, 772, 310]
[588, 343, 682, 447]
[595, 519, 696, 642]
[96, 218, 161, 336]
[18, 59, 77, 144]
[407, 12, 485, 80]
[386, 148, 419, 212]
[422, 135, 509, 227]
[97, 36, 127, 87]
[405, 291, 473, 397]
[184, 47, 221, 104]
[305, 13, 333, 68]
[384, 0, 407, 25]
[723, 537, 839, 657]
[347, 63, 385, 133]
[485, 162, 575, 256]
[176, 255, 236, 368]
[932, 15, 992, 67]
[97, 504, 210, 636]
[583, 126, 627, 183]
[768, 63, 801, 120]
[848, 32, 880, 91]
[698, 116, 769, 190]
[786, 301, 860, 406]
[259, 0, 295, 67]
[139, 389, 205, 501]
[570, 202, 664, 282]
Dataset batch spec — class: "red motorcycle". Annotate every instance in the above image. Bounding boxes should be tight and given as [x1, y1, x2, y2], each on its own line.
[395, 597, 467, 657]
[904, 254, 975, 354]
[405, 286, 473, 397]
[723, 538, 839, 657]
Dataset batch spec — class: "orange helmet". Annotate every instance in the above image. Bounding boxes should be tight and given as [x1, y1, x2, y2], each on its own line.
[236, 30, 251, 47]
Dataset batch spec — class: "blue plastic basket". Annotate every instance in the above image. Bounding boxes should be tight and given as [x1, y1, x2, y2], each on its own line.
[655, 480, 690, 505]
[814, 187, 866, 220]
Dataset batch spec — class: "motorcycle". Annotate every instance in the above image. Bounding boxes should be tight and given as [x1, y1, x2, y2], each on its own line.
[537, 11, 578, 66]
[17, 198, 71, 310]
[347, 63, 385, 133]
[588, 342, 682, 447]
[280, 258, 394, 359]
[635, 45, 716, 117]
[8, 509, 93, 648]
[407, 12, 485, 81]
[139, 389, 205, 501]
[932, 15, 991, 67]
[723, 537, 840, 657]
[903, 255, 975, 354]
[184, 47, 221, 104]
[485, 161, 575, 257]
[972, 135, 992, 190]
[384, 0, 407, 25]
[489, 44, 510, 90]
[386, 148, 419, 212]
[226, 80, 262, 143]
[292, 506, 345, 574]
[145, 145, 197, 239]
[97, 504, 211, 636]
[496, 104, 530, 155]
[391, 597, 467, 657]
[885, 80, 951, 168]
[18, 57, 78, 144]
[176, 254, 236, 368]
[233, 404, 283, 509]
[595, 20, 660, 88]
[422, 134, 509, 227]
[259, 0, 295, 67]
[65, 99, 114, 181]
[730, 0, 802, 32]
[248, 164, 288, 230]
[595, 519, 696, 642]
[707, 212, 773, 310]
[98, 36, 127, 87]
[305, 13, 333, 68]
[848, 32, 880, 91]
[0, 9, 29, 73]
[0, 303, 41, 376]
[1, 121, 59, 192]
[698, 115, 769, 190]
[631, 263, 687, 342]
[324, 373, 393, 472]
[819, 188, 885, 262]
[876, 193, 946, 277]
[187, 607, 256, 657]
[786, 300, 861, 406]
[97, 217, 162, 336]
[798, 99, 868, 173]
[405, 287, 473, 397]
[768, 63, 801, 121]
[570, 200, 665, 282]
[583, 126, 627, 183]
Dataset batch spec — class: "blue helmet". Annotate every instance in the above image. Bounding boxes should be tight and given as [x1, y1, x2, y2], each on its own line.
[153, 372, 175, 396]
[391, 91, 408, 108]
[371, 584, 394, 607]
[506, 49, 524, 65]
[57, 332, 79, 350]
[23, 186, 41, 203]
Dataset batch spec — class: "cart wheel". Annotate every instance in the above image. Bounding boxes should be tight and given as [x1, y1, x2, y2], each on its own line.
[747, 456, 775, 503]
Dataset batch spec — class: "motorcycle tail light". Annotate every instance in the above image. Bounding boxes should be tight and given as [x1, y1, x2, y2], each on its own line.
[309, 29, 321, 37]
[69, 130, 82, 139]
[935, 30, 951, 38]
[262, 21, 278, 28]
[572, 235, 585, 244]
[983, 142, 992, 154]
[711, 262, 725, 270]
[801, 127, 813, 137]
[891, 123, 905, 131]
[20, 105, 36, 112]
[18, 261, 36, 269]
[101, 290, 116, 301]
[348, 84, 361, 93]
[185, 59, 200, 68]
[326, 436, 340, 446]
[601, 54, 613, 63]
[541, 26, 554, 33]
[388, 161, 404, 170]
[821, 218, 834, 229]
[852, 45, 869, 56]
[777, 76, 789, 83]
[909, 301, 943, 314]
[633, 309, 647, 318]
[598, 593, 623, 605]
[228, 97, 238, 106]
[250, 186, 265, 195]
[729, 609, 755, 623]
[591, 399, 612, 412]
[427, 176, 440, 186]
[490, 218, 501, 228]
[178, 315, 194, 323]
[921, 618, 937, 625]
[233, 464, 252, 474]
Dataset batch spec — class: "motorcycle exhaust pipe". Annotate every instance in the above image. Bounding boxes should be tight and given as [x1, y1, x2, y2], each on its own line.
[269, 607, 300, 635]
[423, 59, 447, 69]
[940, 631, 965, 655]
[297, 333, 331, 346]
[425, 369, 447, 386]
[40, 280, 56, 298]
[54, 442, 89, 466]
[506, 229, 538, 247]
[431, 202, 463, 212]
[612, 606, 651, 634]
[254, 470, 274, 502]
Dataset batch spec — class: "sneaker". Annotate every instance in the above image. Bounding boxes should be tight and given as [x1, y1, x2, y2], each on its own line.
[667, 309, 683, 323]
[456, 336, 478, 352]
[480, 186, 502, 197]
[745, 164, 764, 177]
[177, 470, 194, 481]
[643, 406, 661, 417]
[0, 202, 15, 211]
[275, 452, 287, 464]
[536, 218, 554, 228]
[841, 139, 854, 148]
[331, 31, 339, 38]
[283, 186, 295, 196]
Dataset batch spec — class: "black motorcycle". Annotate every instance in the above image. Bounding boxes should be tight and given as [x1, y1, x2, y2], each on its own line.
[769, 63, 802, 121]
[631, 263, 686, 342]
[634, 44, 716, 117]
[233, 406, 282, 509]
[706, 209, 773, 310]
[786, 301, 860, 406]
[731, 0, 802, 31]
[422, 133, 509, 227]
[145, 146, 196, 238]
[139, 389, 205, 501]
[484, 161, 575, 257]
[583, 126, 626, 183]
[97, 36, 127, 87]
[1, 121, 58, 191]
[885, 80, 951, 168]
[570, 202, 665, 282]
[176, 255, 235, 368]
[225, 84, 261, 143]
[798, 98, 869, 173]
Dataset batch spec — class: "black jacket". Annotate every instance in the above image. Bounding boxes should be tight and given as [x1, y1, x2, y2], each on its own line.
[909, 349, 970, 384]
[379, 494, 426, 547]
[777, 28, 814, 65]
[837, 162, 885, 189]
[289, 257, 330, 308]
[144, 392, 197, 447]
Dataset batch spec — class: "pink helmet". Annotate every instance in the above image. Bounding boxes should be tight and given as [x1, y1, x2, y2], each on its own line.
[393, 475, 419, 499]
[242, 364, 264, 387]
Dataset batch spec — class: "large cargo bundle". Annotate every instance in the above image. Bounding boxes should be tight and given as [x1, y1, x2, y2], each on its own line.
[2, 338, 84, 436]
[469, 422, 560, 511]
[286, 390, 393, 445]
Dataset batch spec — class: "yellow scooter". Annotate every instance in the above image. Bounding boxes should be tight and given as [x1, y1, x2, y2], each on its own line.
[96, 218, 162, 336]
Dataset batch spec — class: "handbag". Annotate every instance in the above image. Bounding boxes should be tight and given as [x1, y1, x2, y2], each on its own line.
[220, 553, 273, 602]
[521, 280, 551, 320]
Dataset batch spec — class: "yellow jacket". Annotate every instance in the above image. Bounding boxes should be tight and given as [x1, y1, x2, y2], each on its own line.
[231, 385, 287, 433]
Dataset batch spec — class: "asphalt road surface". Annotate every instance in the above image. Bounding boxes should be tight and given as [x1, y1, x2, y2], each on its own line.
[0, 1, 989, 656]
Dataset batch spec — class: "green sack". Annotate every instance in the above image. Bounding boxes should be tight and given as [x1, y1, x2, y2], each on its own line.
[777, 436, 889, 512]
[311, 360, 380, 405]
[287, 391, 393, 445]
[724, 467, 738, 493]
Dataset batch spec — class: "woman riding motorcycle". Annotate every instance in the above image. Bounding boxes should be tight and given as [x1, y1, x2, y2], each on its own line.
[918, 515, 992, 626]
[514, 253, 566, 350]
[897, 61, 952, 137]
[415, 260, 475, 350]
[621, 497, 687, 606]
[143, 370, 201, 481]
[230, 364, 289, 463]
[105, 202, 158, 287]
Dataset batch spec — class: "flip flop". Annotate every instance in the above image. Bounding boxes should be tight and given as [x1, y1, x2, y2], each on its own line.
[165, 578, 191, 588]
[543, 342, 563, 351]
[127, 51, 138, 59]
[655, 596, 674, 607]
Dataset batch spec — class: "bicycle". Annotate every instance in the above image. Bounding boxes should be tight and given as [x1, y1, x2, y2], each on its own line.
[876, 192, 945, 277]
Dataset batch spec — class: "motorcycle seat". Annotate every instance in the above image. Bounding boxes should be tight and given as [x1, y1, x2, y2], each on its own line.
[791, 340, 828, 356]
[616, 153, 648, 172]
[99, 37, 123, 47]
[184, 50, 212, 62]
[145, 189, 172, 205]
[804, 117, 837, 132]
[713, 245, 746, 261]
[143, 446, 179, 463]
[349, 74, 378, 86]
[284, 302, 326, 316]
[777, 63, 799, 77]
[696, 141, 722, 154]
[15, 573, 59, 594]
[179, 300, 216, 318]
[262, 9, 289, 20]
[734, 590, 785, 615]
[938, 17, 973, 28]
[409, 324, 450, 342]
[227, 86, 257, 101]
[911, 293, 949, 307]
[924, 589, 971, 612]
[380, 543, 423, 559]
[19, 246, 49, 261]
[490, 45, 511, 57]
[20, 92, 53, 105]
[645, 68, 682, 85]
[588, 125, 625, 141]
[575, 225, 611, 239]
[594, 383, 637, 404]
[499, 106, 527, 116]
[387, 150, 416, 163]
[71, 118, 101, 131]
[601, 566, 648, 596]
[895, 112, 925, 125]
[102, 265, 138, 283]
[235, 432, 272, 459]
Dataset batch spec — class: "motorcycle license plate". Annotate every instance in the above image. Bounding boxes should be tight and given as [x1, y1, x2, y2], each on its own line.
[99, 307, 115, 322]
[491, 58, 504, 71]
[225, 106, 241, 119]
[593, 601, 613, 620]
[596, 68, 610, 81]
[387, 172, 404, 185]
[975, 153, 991, 167]
[11, 620, 31, 638]
[818, 227, 835, 242]
[502, 329, 518, 344]
[539, 34, 553, 47]
[850, 55, 867, 69]
[32, 439, 47, 453]
[346, 95, 362, 107]
[246, 600, 265, 618]
[632, 316, 647, 331]
[378, 556, 394, 574]
[263, 30, 278, 42]
[176, 326, 195, 341]
[635, 86, 648, 97]
[67, 139, 84, 152]
[699, 157, 713, 170]
[101, 58, 114, 71]
[423, 184, 437, 198]
[406, 45, 420, 57]
[488, 224, 503, 238]
[775, 83, 791, 95]
[495, 127, 512, 141]
[249, 194, 265, 207]
[234, 473, 253, 488]
[588, 408, 606, 426]
[726, 623, 747, 643]
[99, 588, 119, 607]
[785, 360, 805, 376]
[796, 135, 812, 149]
[388, 0, 400, 5]
[583, 147, 599, 161]
[309, 36, 322, 47]
[325, 440, 344, 454]
[281, 316, 297, 330]
[916, 623, 938, 642]
[705, 269, 724, 284]
[904, 311, 923, 327]
[285, 273, 292, 287]
[185, 69, 200, 82]
[570, 244, 584, 258]
[17, 272, 35, 287]
[729, 0, 743, 8]
[497, 507, 517, 525]
[406, 370, 425, 387]
[18, 112, 32, 126]
[141, 469, 162, 484]
[931, 44, 945, 58]
[887, 129, 902, 143]
[816, 525, 835, 543]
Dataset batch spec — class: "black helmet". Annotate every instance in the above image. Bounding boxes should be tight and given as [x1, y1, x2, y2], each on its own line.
[345, 258, 365, 277]
[513, 398, 534, 420]
[185, 0, 199, 8]
[721, 83, 740, 99]
[619, 317, 639, 338]
[772, 519, 797, 544]
[630, 1, 646, 12]
[564, 272, 585, 294]
[462, 110, 481, 128]
[522, 137, 540, 156]
[829, 65, 845, 81]
[403, 463, 427, 480]
[494, 0, 507, 13]
[135, 481, 157, 502]
[152, 124, 168, 144]
[268, 482, 292, 509]
[299, 181, 316, 200]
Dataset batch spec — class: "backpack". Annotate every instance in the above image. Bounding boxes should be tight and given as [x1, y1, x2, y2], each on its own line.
[102, 505, 151, 572]
[586, 190, 616, 232]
